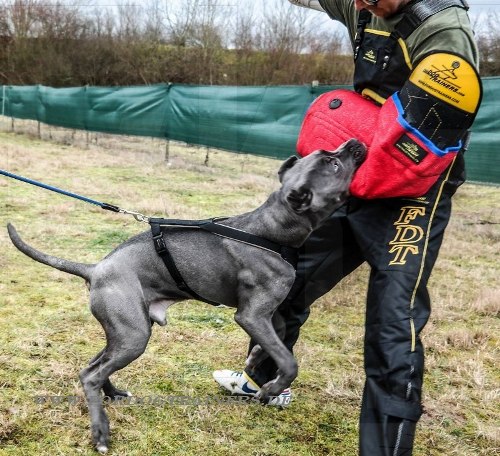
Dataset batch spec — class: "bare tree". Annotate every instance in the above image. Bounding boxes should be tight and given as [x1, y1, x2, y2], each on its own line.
[2, 0, 39, 38]
[0, 0, 88, 85]
[229, 3, 260, 84]
[116, 1, 143, 41]
[0, 0, 353, 87]
[143, 0, 165, 42]
[475, 11, 500, 76]
[164, 0, 199, 47]
[162, 0, 227, 84]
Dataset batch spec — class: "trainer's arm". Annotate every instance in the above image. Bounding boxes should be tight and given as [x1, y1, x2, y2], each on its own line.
[288, 0, 325, 12]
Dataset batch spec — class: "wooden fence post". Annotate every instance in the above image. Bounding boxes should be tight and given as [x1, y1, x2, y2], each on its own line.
[204, 147, 210, 166]
[165, 140, 170, 163]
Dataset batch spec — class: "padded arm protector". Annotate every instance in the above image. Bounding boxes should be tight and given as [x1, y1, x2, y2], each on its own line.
[297, 51, 482, 199]
[349, 51, 482, 198]
[288, 0, 325, 12]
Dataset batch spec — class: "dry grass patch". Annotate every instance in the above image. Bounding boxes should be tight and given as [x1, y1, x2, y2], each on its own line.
[471, 288, 500, 317]
[0, 119, 499, 456]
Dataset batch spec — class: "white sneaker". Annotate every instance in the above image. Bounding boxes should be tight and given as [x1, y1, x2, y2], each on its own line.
[212, 370, 292, 407]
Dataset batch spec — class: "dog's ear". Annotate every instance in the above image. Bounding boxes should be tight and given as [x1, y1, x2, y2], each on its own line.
[287, 188, 313, 213]
[278, 156, 298, 183]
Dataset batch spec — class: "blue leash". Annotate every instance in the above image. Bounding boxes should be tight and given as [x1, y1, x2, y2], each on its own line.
[0, 169, 150, 222]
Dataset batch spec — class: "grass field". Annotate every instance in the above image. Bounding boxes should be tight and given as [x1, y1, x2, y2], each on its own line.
[0, 120, 499, 456]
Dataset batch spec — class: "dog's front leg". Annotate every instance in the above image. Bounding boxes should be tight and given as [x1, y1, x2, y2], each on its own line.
[235, 304, 297, 401]
[245, 311, 286, 371]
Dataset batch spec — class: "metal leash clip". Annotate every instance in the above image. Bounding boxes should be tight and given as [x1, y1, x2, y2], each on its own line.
[118, 208, 150, 223]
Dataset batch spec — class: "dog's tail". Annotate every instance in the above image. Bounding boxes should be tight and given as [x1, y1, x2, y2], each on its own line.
[7, 223, 94, 281]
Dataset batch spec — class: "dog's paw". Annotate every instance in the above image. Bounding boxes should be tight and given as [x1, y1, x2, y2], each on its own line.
[259, 379, 283, 399]
[96, 443, 109, 454]
[104, 390, 132, 402]
[255, 389, 270, 405]
[102, 381, 132, 401]
[91, 419, 110, 455]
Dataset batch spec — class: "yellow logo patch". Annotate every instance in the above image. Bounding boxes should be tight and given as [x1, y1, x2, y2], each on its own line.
[394, 134, 427, 164]
[363, 49, 377, 64]
[409, 52, 481, 114]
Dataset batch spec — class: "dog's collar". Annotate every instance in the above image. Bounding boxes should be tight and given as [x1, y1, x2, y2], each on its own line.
[149, 218, 298, 307]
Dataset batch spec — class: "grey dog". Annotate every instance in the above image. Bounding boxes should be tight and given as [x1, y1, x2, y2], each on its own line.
[7, 139, 366, 453]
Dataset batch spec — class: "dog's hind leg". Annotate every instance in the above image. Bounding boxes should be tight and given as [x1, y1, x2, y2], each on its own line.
[88, 348, 134, 400]
[80, 289, 151, 453]
[80, 328, 151, 453]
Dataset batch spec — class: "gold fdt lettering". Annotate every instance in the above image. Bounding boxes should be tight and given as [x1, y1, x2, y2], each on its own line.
[394, 207, 425, 225]
[388, 245, 419, 265]
[389, 207, 426, 265]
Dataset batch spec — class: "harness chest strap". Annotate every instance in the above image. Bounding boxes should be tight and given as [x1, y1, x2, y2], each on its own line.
[149, 218, 298, 307]
[150, 221, 220, 306]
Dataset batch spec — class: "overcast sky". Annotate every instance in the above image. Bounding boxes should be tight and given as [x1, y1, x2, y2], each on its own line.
[90, 0, 500, 12]
[90, 1, 500, 21]
[88, 0, 499, 35]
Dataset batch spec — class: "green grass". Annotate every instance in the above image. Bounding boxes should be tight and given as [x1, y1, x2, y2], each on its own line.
[0, 122, 499, 455]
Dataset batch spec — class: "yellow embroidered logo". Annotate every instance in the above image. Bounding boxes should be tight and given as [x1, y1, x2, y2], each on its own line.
[400, 142, 419, 156]
[388, 206, 426, 265]
[363, 49, 377, 64]
[409, 53, 481, 114]
[395, 134, 427, 164]
[423, 60, 461, 89]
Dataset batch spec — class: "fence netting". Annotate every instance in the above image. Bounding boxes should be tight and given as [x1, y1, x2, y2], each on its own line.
[1, 80, 498, 184]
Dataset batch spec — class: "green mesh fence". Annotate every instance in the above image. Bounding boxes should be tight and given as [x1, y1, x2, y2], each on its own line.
[463, 77, 500, 185]
[1, 81, 498, 184]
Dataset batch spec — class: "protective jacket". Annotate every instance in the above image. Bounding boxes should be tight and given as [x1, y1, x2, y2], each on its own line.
[297, 0, 481, 198]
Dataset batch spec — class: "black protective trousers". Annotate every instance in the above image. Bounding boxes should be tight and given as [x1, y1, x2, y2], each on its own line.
[244, 155, 466, 456]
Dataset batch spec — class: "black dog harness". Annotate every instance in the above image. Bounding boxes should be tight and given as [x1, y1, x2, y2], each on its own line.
[149, 218, 298, 306]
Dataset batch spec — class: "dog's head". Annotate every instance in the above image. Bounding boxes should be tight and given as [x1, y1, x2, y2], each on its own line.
[278, 139, 366, 222]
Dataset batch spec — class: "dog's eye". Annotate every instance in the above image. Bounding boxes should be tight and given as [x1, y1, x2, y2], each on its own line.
[323, 155, 341, 173]
[330, 158, 340, 173]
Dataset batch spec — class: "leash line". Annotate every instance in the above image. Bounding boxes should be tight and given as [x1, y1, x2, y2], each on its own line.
[0, 168, 150, 223]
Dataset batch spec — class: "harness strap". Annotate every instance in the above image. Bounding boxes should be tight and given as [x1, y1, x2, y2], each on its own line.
[149, 217, 298, 268]
[354, 9, 372, 60]
[199, 221, 298, 267]
[404, 0, 468, 24]
[149, 217, 298, 306]
[150, 221, 222, 306]
[354, 0, 469, 70]
[396, 0, 469, 40]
